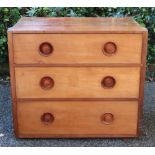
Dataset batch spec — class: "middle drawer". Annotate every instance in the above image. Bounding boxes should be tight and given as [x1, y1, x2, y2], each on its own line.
[15, 67, 140, 99]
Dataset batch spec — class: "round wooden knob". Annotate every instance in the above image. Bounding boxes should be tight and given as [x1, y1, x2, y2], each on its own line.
[101, 113, 114, 124]
[39, 42, 53, 56]
[40, 76, 54, 90]
[101, 76, 116, 88]
[41, 113, 54, 124]
[103, 42, 117, 56]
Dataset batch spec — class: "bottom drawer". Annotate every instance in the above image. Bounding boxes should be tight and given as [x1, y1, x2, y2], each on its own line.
[17, 101, 138, 138]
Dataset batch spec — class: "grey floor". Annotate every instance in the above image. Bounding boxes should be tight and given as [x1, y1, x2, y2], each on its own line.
[0, 82, 155, 147]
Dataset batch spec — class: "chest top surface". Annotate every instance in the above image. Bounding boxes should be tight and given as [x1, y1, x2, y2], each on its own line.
[8, 17, 147, 33]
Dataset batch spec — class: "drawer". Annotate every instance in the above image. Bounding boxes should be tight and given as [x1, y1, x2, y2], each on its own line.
[17, 101, 138, 137]
[13, 34, 142, 64]
[15, 67, 140, 98]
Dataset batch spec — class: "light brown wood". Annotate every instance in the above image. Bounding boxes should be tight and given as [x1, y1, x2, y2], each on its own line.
[15, 67, 140, 99]
[137, 31, 148, 135]
[8, 17, 147, 33]
[13, 34, 142, 64]
[14, 63, 142, 67]
[8, 32, 18, 136]
[8, 17, 148, 138]
[17, 101, 138, 136]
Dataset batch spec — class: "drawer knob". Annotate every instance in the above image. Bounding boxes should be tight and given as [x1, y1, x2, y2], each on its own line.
[41, 113, 54, 124]
[101, 113, 114, 124]
[103, 42, 117, 56]
[39, 42, 53, 56]
[40, 76, 54, 90]
[101, 76, 116, 88]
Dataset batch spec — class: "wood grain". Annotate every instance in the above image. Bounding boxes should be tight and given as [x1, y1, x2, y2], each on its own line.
[7, 32, 18, 136]
[15, 67, 140, 99]
[13, 34, 142, 64]
[8, 17, 147, 33]
[8, 17, 148, 138]
[17, 101, 138, 136]
[137, 31, 148, 135]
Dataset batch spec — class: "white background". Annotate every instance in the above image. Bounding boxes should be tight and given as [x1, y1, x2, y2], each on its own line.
[0, 0, 155, 7]
[0, 0, 155, 153]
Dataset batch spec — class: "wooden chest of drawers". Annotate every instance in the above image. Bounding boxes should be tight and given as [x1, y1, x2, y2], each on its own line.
[8, 17, 148, 138]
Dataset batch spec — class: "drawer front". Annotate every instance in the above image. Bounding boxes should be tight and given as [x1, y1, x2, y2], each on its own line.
[13, 34, 142, 64]
[15, 67, 140, 98]
[17, 101, 138, 137]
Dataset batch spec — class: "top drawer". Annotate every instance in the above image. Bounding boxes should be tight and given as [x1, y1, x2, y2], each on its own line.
[13, 34, 142, 64]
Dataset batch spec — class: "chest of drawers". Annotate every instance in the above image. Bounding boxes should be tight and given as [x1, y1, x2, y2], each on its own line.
[8, 17, 148, 138]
